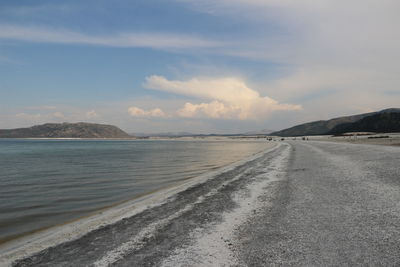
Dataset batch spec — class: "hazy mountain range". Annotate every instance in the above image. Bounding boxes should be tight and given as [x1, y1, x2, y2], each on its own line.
[1, 108, 399, 138]
[0, 122, 132, 139]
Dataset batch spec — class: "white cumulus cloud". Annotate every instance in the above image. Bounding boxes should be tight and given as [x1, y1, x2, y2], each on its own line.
[145, 75, 301, 120]
[128, 106, 166, 118]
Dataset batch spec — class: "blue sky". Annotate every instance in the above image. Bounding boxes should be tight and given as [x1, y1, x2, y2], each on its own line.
[1, 0, 399, 133]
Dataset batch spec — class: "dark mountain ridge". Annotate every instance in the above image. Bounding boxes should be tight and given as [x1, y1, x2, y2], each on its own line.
[0, 122, 133, 138]
[328, 112, 400, 135]
[271, 108, 400, 137]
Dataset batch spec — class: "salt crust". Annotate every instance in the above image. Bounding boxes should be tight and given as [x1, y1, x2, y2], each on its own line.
[161, 143, 290, 267]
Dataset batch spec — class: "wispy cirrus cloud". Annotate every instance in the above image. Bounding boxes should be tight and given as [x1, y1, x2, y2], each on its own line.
[144, 75, 301, 120]
[25, 105, 57, 110]
[0, 24, 223, 50]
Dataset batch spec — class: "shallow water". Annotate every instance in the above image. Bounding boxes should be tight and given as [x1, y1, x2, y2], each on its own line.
[0, 139, 270, 244]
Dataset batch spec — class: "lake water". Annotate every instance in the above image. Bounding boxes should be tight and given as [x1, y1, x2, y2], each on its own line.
[0, 139, 270, 244]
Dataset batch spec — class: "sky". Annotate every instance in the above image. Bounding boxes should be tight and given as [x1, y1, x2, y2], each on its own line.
[0, 0, 399, 133]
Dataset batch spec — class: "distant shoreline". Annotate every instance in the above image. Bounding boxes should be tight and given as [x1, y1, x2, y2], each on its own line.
[0, 136, 277, 141]
[0, 137, 136, 140]
[305, 132, 400, 146]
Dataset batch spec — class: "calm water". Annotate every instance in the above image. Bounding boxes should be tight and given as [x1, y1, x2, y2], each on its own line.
[0, 139, 270, 244]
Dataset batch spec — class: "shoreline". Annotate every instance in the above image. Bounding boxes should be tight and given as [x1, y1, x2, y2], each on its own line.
[0, 136, 275, 141]
[306, 133, 400, 146]
[0, 142, 278, 266]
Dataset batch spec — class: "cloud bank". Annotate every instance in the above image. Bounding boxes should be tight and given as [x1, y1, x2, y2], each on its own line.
[128, 106, 166, 118]
[178, 0, 400, 117]
[144, 75, 301, 120]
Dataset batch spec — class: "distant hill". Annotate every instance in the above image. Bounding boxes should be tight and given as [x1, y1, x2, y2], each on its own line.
[271, 108, 400, 137]
[243, 129, 275, 135]
[328, 112, 400, 135]
[0, 122, 133, 138]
